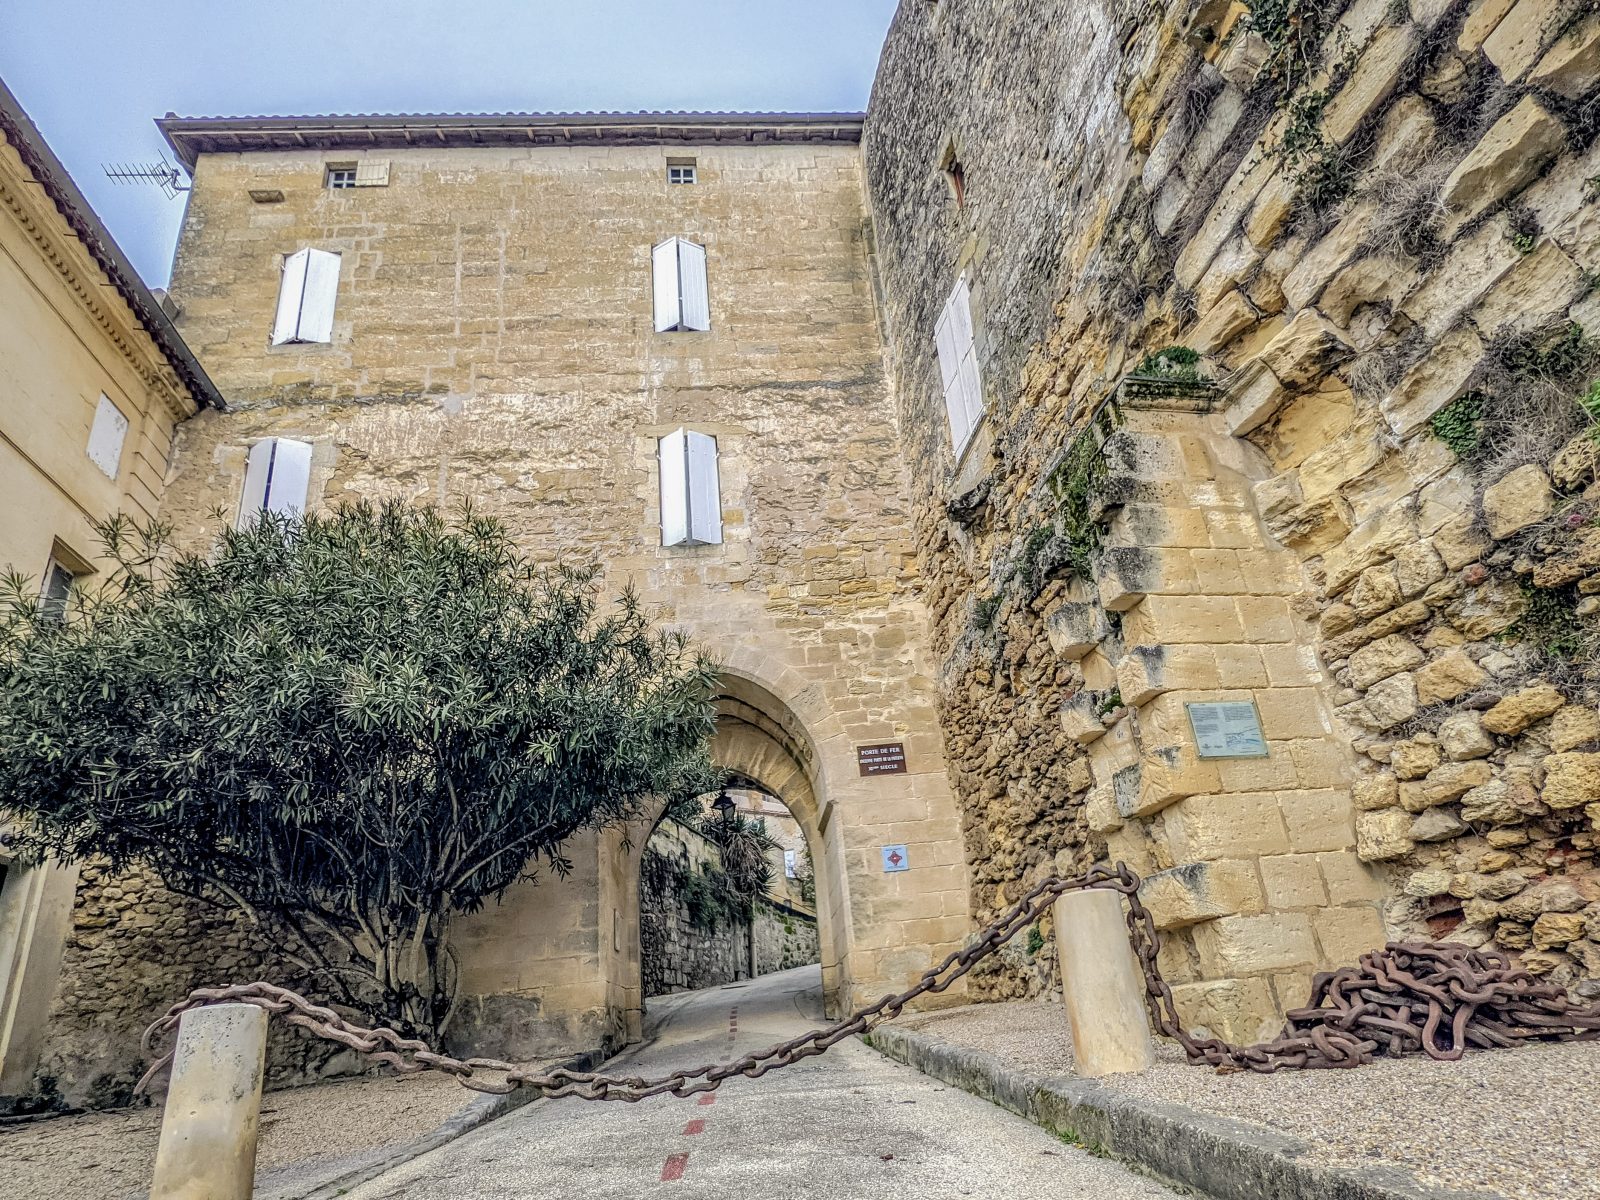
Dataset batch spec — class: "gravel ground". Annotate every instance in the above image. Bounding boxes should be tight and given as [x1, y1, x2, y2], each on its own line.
[0, 1068, 497, 1200]
[900, 999, 1600, 1200]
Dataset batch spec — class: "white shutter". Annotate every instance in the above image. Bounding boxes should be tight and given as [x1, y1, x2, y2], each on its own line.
[934, 303, 971, 453]
[685, 431, 722, 545]
[296, 250, 341, 344]
[678, 240, 710, 331]
[652, 239, 682, 332]
[240, 438, 314, 527]
[352, 160, 390, 187]
[86, 393, 130, 479]
[265, 438, 314, 516]
[659, 429, 689, 546]
[272, 249, 310, 345]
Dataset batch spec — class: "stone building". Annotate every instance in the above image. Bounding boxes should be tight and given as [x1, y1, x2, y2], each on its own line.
[0, 81, 221, 1109]
[5, 0, 1600, 1109]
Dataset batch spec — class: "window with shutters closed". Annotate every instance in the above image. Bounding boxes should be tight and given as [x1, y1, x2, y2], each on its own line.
[932, 275, 984, 457]
[651, 237, 711, 332]
[271, 248, 341, 345]
[658, 428, 722, 547]
[86, 393, 129, 480]
[239, 437, 315, 527]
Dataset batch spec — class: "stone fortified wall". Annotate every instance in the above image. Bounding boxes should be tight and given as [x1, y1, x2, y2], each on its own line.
[866, 0, 1600, 1038]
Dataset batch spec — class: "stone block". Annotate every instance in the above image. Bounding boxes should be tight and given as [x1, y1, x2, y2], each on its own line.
[1543, 753, 1600, 809]
[1401, 760, 1495, 811]
[1194, 913, 1317, 976]
[1380, 326, 1484, 437]
[1439, 710, 1496, 760]
[1532, 911, 1586, 948]
[1470, 241, 1585, 336]
[1189, 289, 1259, 354]
[1322, 500, 1418, 595]
[1391, 740, 1443, 781]
[1323, 25, 1418, 144]
[1482, 464, 1554, 540]
[1411, 806, 1468, 842]
[1482, 0, 1567, 81]
[1433, 512, 1492, 570]
[1046, 602, 1109, 660]
[1313, 906, 1388, 966]
[1364, 672, 1420, 730]
[1459, 779, 1522, 823]
[1279, 789, 1356, 853]
[1171, 976, 1279, 1043]
[1168, 792, 1292, 861]
[1551, 706, 1600, 753]
[1441, 97, 1567, 229]
[1405, 867, 1456, 897]
[1129, 741, 1224, 818]
[1116, 643, 1219, 707]
[1352, 771, 1399, 811]
[1223, 359, 1290, 435]
[1259, 854, 1329, 908]
[1349, 633, 1426, 688]
[1356, 808, 1415, 861]
[1139, 860, 1264, 930]
[1403, 222, 1522, 341]
[1062, 695, 1109, 745]
[1414, 649, 1491, 706]
[1458, 0, 1518, 52]
[1282, 214, 1382, 315]
[1481, 683, 1565, 734]
[1528, 14, 1600, 97]
[1319, 851, 1388, 902]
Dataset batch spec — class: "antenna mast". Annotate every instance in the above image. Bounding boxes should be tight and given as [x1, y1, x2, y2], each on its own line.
[103, 161, 190, 200]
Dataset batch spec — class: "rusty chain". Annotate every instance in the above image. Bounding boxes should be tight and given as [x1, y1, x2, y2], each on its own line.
[139, 863, 1600, 1100]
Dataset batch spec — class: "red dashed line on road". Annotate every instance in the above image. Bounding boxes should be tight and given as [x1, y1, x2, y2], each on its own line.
[697, 1093, 716, 1106]
[661, 1153, 689, 1181]
[683, 1118, 706, 1135]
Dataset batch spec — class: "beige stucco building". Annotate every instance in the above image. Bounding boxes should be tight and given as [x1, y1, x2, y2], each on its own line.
[0, 80, 221, 1104]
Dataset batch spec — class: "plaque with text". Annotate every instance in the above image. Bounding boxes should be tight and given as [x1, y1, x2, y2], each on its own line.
[857, 742, 908, 776]
[1185, 701, 1269, 759]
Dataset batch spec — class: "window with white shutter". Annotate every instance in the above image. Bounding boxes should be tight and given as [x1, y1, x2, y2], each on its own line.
[651, 237, 711, 332]
[86, 393, 129, 480]
[658, 428, 722, 547]
[271, 248, 341, 345]
[932, 275, 984, 456]
[239, 437, 314, 526]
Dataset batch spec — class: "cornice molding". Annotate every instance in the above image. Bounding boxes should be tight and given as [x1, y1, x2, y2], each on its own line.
[0, 162, 194, 423]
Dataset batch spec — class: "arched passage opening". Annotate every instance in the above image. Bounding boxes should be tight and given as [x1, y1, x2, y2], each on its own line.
[604, 670, 849, 1043]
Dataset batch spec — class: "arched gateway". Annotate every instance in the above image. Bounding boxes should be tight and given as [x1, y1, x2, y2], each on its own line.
[445, 664, 971, 1060]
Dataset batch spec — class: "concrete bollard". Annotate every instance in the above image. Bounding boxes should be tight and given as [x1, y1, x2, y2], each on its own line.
[149, 1002, 269, 1200]
[1053, 888, 1156, 1077]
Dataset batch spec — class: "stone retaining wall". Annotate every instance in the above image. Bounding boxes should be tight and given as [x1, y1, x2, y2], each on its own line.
[865, 0, 1600, 1037]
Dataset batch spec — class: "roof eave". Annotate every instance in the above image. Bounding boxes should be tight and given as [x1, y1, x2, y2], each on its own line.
[158, 111, 867, 168]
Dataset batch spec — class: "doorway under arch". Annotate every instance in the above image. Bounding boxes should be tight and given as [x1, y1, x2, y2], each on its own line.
[606, 670, 849, 1043]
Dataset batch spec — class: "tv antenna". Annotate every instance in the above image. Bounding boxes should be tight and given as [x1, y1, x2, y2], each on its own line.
[103, 159, 190, 200]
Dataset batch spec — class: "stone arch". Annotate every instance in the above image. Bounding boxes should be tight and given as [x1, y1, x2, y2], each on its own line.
[606, 665, 850, 1041]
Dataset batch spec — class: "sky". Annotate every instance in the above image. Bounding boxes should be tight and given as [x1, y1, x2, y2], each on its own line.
[3, 0, 900, 286]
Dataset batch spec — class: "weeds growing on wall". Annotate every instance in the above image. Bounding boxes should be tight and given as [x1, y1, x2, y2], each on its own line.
[1048, 419, 1114, 580]
[1244, 0, 1337, 91]
[1458, 323, 1600, 480]
[1429, 391, 1485, 459]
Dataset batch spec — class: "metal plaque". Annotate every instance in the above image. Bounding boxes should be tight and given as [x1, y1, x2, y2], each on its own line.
[1185, 700, 1269, 759]
[857, 742, 908, 776]
[881, 844, 910, 872]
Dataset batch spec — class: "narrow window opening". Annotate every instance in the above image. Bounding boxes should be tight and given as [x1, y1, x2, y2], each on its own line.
[939, 142, 966, 209]
[658, 429, 723, 547]
[39, 559, 75, 623]
[667, 158, 698, 185]
[325, 164, 357, 190]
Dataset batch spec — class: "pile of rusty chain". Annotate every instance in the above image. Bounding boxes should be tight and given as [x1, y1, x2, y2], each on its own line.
[139, 863, 1600, 1101]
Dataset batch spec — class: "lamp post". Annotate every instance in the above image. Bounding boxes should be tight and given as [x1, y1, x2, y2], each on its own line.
[711, 788, 735, 824]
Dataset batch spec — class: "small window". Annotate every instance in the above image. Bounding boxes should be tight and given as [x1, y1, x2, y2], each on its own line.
[939, 142, 966, 209]
[651, 237, 711, 332]
[933, 276, 984, 456]
[325, 165, 357, 190]
[667, 161, 697, 185]
[658, 429, 722, 547]
[272, 248, 341, 345]
[39, 559, 74, 623]
[239, 437, 314, 526]
[86, 393, 129, 480]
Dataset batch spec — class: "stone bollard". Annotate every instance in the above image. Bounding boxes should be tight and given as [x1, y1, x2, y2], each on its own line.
[1053, 888, 1156, 1077]
[149, 1002, 269, 1200]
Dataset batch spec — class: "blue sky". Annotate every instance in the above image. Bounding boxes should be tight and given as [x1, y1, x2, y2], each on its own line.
[3, 1, 900, 286]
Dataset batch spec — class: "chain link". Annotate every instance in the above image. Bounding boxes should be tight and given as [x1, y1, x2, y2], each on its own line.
[138, 864, 1600, 1100]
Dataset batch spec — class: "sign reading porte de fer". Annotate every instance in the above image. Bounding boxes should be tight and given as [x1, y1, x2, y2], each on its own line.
[856, 742, 908, 776]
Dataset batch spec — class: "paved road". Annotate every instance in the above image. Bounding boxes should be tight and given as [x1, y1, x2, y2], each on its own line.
[344, 964, 1180, 1199]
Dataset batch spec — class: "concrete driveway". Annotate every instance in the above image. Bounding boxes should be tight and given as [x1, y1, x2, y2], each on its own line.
[343, 964, 1181, 1199]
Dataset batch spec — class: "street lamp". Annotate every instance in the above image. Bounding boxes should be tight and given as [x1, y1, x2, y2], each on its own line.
[711, 788, 736, 823]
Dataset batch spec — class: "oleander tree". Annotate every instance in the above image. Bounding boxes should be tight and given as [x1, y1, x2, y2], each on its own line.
[0, 500, 721, 1037]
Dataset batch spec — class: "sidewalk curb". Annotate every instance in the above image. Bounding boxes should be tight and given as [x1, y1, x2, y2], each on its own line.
[288, 1047, 605, 1199]
[865, 1025, 1504, 1200]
